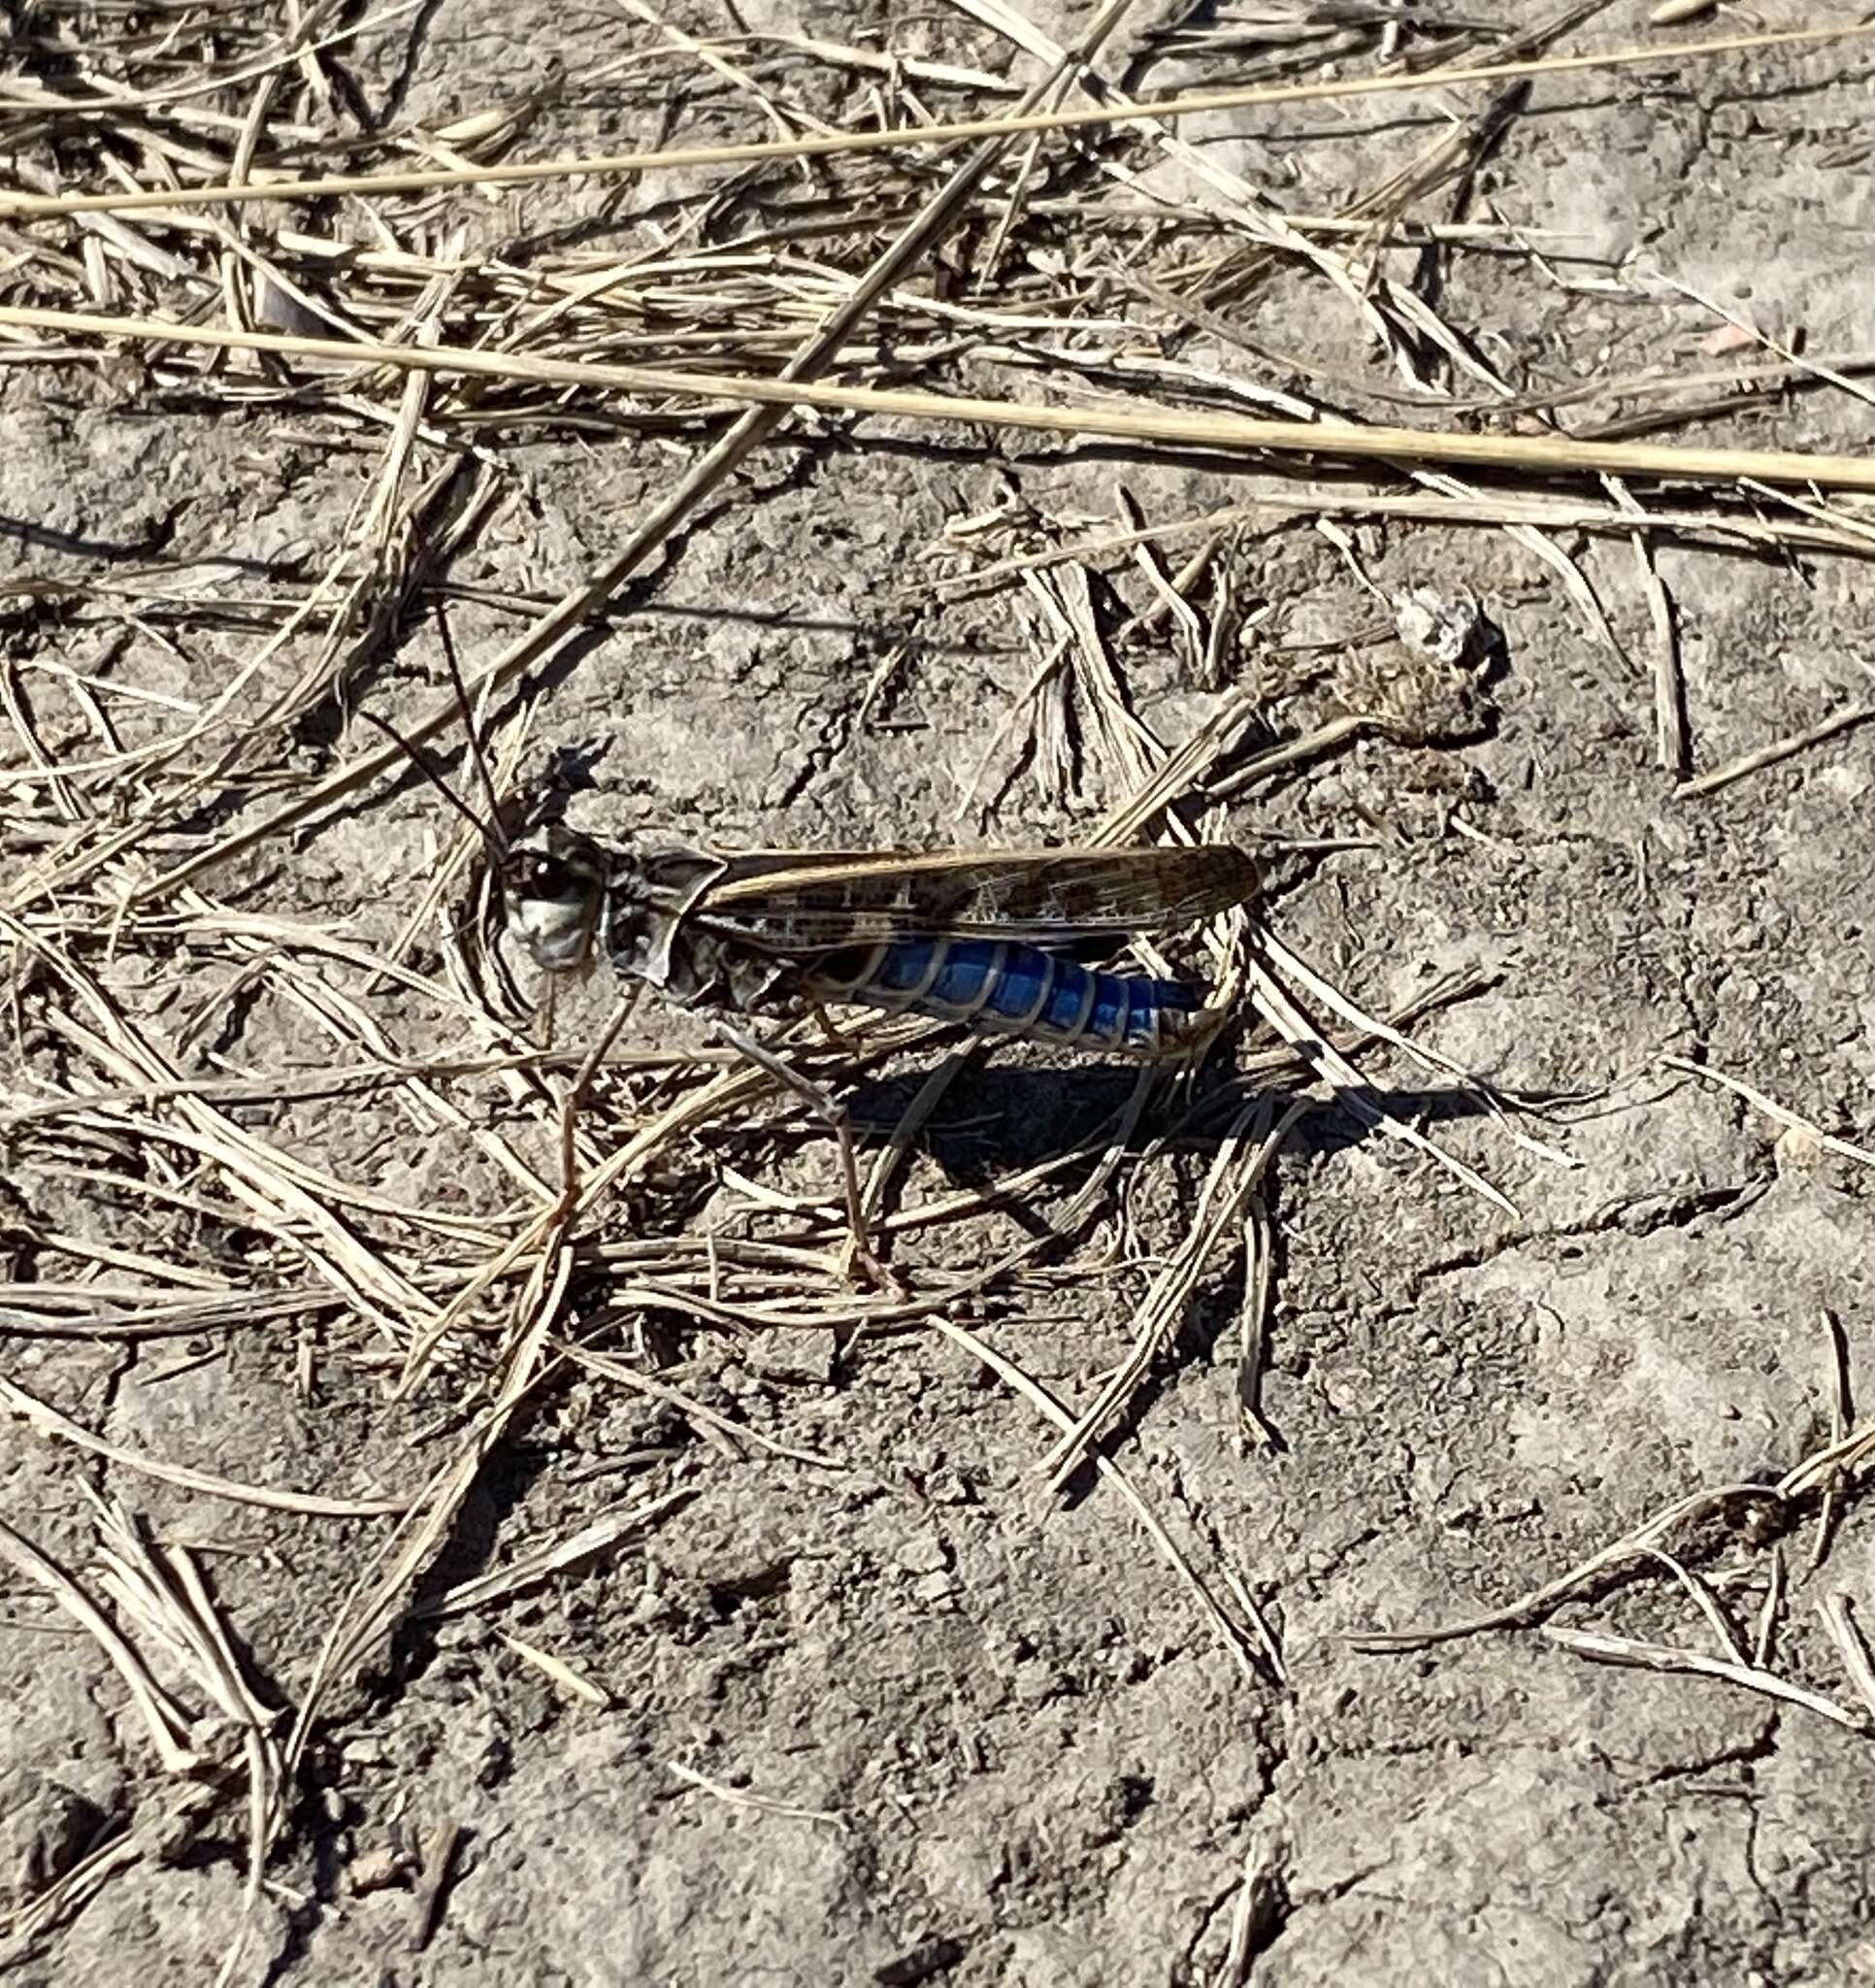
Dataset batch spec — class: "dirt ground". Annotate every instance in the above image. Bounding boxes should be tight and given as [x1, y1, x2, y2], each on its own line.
[3, 2, 1874, 1983]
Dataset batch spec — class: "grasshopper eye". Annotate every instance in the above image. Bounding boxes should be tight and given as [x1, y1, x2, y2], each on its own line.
[524, 855, 584, 903]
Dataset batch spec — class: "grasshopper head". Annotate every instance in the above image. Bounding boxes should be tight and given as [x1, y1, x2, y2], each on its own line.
[503, 825, 607, 972]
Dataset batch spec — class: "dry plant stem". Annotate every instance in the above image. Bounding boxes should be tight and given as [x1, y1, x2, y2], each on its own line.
[666, 1762, 846, 1831]
[1811, 1309, 1855, 1571]
[1819, 1595, 1875, 1723]
[951, 0, 1391, 356]
[280, 1312, 579, 1822]
[0, 1049, 617, 1128]
[938, 1319, 1274, 1684]
[1236, 1198, 1279, 1447]
[571, 1068, 1160, 1343]
[915, 492, 1875, 602]
[1216, 1558, 1287, 1689]
[1246, 941, 1517, 1213]
[1353, 1410, 1875, 1654]
[1754, 1550, 1786, 1671]
[86, 1493, 284, 1941]
[3, 19, 1859, 219]
[0, 1374, 408, 1515]
[1659, 270, 1875, 414]
[1740, 477, 1875, 553]
[0, 1515, 199, 1773]
[0, 1787, 223, 1950]
[1204, 714, 1380, 804]
[0, 1293, 315, 1346]
[1781, 1419, 1875, 1503]
[566, 1344, 843, 1469]
[1605, 475, 1690, 777]
[1348, 1480, 1790, 1651]
[554, 986, 641, 1210]
[1261, 934, 1574, 1173]
[19, 991, 438, 1331]
[497, 1630, 609, 1708]
[1640, 1545, 1746, 1665]
[1214, 1825, 1291, 1986]
[411, 1489, 692, 1618]
[1659, 1054, 1875, 1169]
[1673, 705, 1875, 799]
[0, 0, 423, 124]
[1042, 1095, 1300, 1490]
[855, 1043, 983, 1234]
[10, 307, 1873, 497]
[1543, 1626, 1871, 1735]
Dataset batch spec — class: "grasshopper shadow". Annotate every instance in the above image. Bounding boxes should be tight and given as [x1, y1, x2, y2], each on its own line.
[842, 1057, 1508, 1210]
[840, 1056, 1517, 1483]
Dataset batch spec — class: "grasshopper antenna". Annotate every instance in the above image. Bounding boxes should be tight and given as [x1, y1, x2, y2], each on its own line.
[425, 542, 509, 848]
[352, 706, 498, 848]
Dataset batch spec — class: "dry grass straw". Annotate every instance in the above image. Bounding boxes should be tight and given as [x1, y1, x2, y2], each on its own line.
[411, 1487, 694, 1619]
[940, 1314, 1284, 1684]
[1659, 1054, 1875, 1170]
[0, 1372, 406, 1514]
[9, 304, 1873, 495]
[666, 1760, 846, 1831]
[1351, 1317, 1875, 1735]
[0, 1491, 285, 1971]
[1607, 475, 1692, 779]
[495, 1628, 609, 1708]
[1673, 704, 1875, 801]
[1539, 1625, 1872, 1734]
[1037, 1095, 1303, 1489]
[910, 488, 1875, 602]
[3, 18, 1860, 220]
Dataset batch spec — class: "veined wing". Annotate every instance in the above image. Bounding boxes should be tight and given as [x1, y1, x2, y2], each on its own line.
[699, 845, 1259, 951]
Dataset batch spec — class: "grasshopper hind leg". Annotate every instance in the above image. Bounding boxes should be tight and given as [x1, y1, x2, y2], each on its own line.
[711, 1019, 899, 1296]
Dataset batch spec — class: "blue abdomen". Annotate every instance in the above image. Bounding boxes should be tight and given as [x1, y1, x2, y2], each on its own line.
[803, 939, 1206, 1051]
